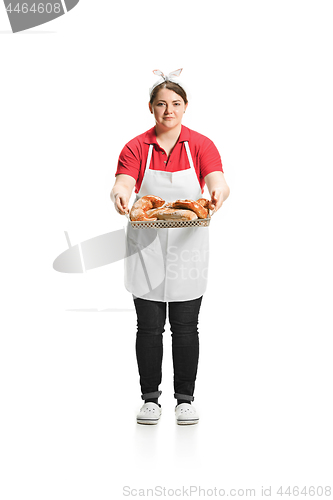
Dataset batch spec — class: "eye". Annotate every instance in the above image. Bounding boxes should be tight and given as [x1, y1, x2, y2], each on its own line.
[157, 102, 165, 106]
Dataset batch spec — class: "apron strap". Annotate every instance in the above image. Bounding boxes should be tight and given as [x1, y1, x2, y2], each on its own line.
[184, 141, 195, 170]
[135, 144, 154, 202]
[145, 144, 154, 170]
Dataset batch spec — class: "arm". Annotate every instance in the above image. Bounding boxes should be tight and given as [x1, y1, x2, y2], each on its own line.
[110, 174, 136, 215]
[204, 171, 230, 212]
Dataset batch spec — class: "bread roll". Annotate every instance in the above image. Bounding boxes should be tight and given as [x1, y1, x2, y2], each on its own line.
[197, 198, 215, 211]
[130, 195, 165, 221]
[164, 199, 208, 219]
[146, 208, 198, 221]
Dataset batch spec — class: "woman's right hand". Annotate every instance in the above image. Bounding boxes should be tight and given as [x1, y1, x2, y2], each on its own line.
[114, 193, 129, 215]
[111, 174, 136, 216]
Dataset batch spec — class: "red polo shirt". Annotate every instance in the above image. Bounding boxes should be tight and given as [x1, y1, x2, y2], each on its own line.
[115, 125, 223, 194]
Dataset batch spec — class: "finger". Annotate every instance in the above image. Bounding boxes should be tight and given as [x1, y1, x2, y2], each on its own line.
[115, 197, 121, 211]
[119, 200, 130, 215]
[121, 202, 129, 214]
[216, 199, 223, 211]
[116, 198, 125, 215]
[119, 197, 129, 213]
[211, 194, 218, 205]
[210, 193, 217, 206]
[210, 195, 222, 212]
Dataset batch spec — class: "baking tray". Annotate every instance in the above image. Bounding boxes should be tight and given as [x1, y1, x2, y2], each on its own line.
[126, 212, 214, 229]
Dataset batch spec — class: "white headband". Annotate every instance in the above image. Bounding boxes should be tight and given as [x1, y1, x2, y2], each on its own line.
[149, 68, 186, 97]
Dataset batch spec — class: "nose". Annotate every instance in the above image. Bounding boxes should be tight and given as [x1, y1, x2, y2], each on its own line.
[164, 104, 172, 115]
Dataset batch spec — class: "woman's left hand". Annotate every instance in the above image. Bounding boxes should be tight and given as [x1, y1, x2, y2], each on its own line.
[204, 171, 230, 213]
[210, 188, 224, 212]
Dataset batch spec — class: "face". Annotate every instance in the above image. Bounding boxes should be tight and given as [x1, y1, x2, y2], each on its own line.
[149, 88, 188, 130]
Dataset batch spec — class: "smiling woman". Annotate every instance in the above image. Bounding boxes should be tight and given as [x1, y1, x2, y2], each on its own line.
[148, 81, 188, 155]
[149, 88, 188, 156]
[110, 69, 230, 426]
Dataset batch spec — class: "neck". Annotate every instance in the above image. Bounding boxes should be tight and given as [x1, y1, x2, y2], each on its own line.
[155, 123, 182, 143]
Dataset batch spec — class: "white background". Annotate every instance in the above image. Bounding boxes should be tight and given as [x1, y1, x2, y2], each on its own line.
[1, 1, 333, 498]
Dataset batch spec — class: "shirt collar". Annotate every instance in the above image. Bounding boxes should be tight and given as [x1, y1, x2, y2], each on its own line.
[143, 125, 190, 145]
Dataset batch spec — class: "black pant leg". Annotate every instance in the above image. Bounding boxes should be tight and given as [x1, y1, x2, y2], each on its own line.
[168, 296, 203, 400]
[134, 297, 166, 398]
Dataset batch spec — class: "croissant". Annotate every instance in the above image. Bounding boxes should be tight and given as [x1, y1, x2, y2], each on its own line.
[164, 199, 208, 219]
[197, 198, 215, 211]
[130, 195, 165, 221]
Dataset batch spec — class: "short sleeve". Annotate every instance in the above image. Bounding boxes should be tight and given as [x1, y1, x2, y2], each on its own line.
[198, 137, 224, 178]
[115, 140, 142, 182]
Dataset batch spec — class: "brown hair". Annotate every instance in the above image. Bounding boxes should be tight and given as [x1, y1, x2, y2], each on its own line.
[149, 80, 188, 105]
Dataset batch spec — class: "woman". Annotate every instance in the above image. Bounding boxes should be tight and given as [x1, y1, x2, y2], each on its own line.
[110, 69, 230, 425]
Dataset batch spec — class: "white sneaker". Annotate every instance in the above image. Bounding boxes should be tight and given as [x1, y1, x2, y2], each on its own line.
[137, 402, 162, 425]
[175, 403, 199, 425]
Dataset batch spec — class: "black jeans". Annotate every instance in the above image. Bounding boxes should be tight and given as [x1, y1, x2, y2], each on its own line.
[133, 295, 203, 402]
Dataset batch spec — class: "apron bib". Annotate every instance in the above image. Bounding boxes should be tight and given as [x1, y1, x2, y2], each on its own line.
[124, 141, 209, 302]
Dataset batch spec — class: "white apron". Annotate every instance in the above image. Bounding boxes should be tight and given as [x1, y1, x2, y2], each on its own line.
[124, 141, 209, 302]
